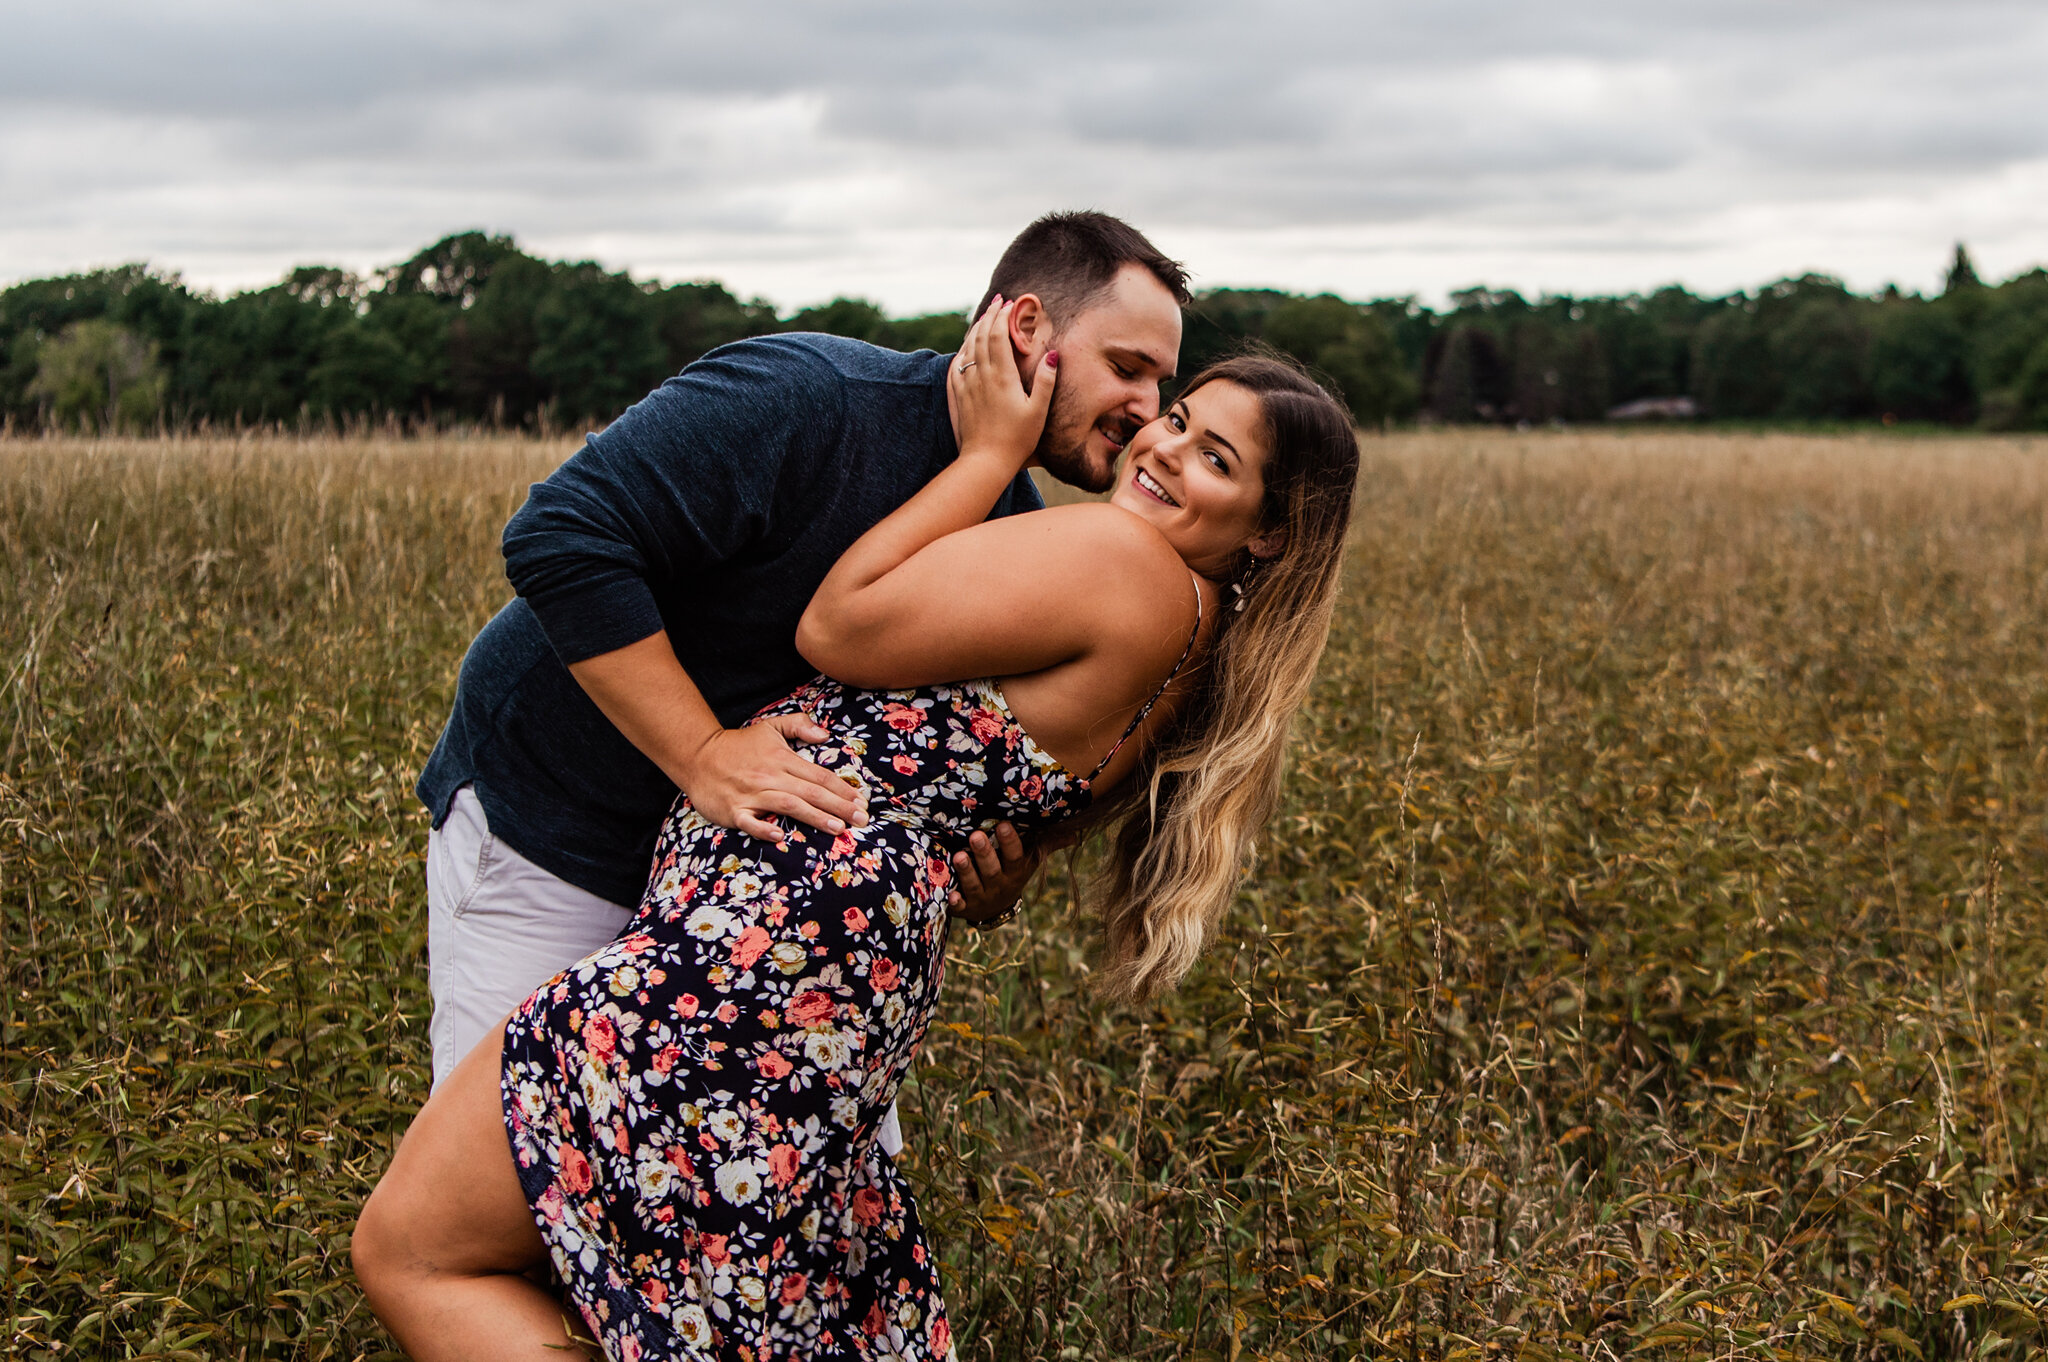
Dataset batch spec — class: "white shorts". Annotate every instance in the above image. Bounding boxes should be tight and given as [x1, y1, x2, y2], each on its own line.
[426, 785, 904, 1155]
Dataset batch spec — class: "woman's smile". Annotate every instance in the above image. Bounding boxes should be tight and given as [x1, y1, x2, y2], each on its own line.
[1110, 379, 1273, 576]
[1133, 467, 1179, 506]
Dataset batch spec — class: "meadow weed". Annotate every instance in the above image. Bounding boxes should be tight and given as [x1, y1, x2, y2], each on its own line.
[4, 428, 2046, 1359]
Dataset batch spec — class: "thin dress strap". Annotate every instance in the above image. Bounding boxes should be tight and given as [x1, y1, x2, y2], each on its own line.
[1087, 571, 1204, 784]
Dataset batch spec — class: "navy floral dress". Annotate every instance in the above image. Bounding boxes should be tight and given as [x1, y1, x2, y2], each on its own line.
[500, 676, 1092, 1361]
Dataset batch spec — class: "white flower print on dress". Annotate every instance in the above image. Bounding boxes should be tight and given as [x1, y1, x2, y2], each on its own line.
[634, 1153, 675, 1201]
[578, 1063, 616, 1121]
[684, 904, 736, 941]
[803, 1028, 855, 1071]
[675, 1303, 712, 1348]
[716, 1157, 766, 1207]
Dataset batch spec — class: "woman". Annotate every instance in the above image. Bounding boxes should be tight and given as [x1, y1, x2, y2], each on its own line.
[353, 301, 1361, 1360]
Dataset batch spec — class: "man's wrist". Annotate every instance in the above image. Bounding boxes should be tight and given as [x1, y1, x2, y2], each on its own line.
[668, 720, 726, 792]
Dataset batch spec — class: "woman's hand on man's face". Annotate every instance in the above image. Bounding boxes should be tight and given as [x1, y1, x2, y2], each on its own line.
[951, 297, 1058, 470]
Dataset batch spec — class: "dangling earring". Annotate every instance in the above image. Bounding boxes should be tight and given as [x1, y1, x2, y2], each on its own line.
[1231, 554, 1264, 612]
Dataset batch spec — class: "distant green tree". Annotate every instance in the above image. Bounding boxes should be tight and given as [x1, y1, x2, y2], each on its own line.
[380, 231, 523, 308]
[1263, 294, 1417, 425]
[358, 292, 453, 418]
[282, 266, 366, 310]
[1772, 299, 1872, 420]
[1447, 286, 1530, 320]
[652, 282, 778, 373]
[177, 285, 346, 424]
[1179, 289, 1290, 381]
[448, 251, 552, 423]
[1945, 243, 1983, 294]
[0, 266, 198, 423]
[26, 319, 166, 430]
[783, 298, 968, 357]
[309, 325, 420, 419]
[1366, 297, 1438, 375]
[1867, 301, 1973, 422]
[25, 317, 165, 428]
[1968, 269, 2048, 428]
[1560, 328, 1612, 421]
[881, 313, 969, 355]
[1690, 304, 1777, 418]
[1590, 286, 1710, 404]
[531, 263, 666, 426]
[1505, 321, 1567, 423]
[1426, 326, 1509, 423]
[786, 298, 892, 344]
[2015, 336, 2048, 430]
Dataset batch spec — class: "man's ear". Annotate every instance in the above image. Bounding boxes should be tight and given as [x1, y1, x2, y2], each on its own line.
[1005, 293, 1051, 360]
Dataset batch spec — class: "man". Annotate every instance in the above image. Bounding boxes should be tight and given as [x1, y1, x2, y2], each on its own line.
[415, 210, 1189, 1154]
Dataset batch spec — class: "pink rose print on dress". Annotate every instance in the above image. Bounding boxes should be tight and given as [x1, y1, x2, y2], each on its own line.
[730, 925, 771, 970]
[967, 706, 1004, 744]
[786, 991, 834, 1027]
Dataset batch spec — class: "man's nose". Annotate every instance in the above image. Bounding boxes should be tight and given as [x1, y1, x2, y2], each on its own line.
[1126, 384, 1159, 427]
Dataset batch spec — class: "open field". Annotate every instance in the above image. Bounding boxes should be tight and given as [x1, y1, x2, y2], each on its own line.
[5, 428, 2048, 1360]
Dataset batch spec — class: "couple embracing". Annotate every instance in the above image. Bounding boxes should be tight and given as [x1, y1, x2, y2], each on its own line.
[352, 212, 1361, 1361]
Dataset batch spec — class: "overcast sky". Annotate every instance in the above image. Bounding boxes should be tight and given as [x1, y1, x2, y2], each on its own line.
[6, 0, 2046, 313]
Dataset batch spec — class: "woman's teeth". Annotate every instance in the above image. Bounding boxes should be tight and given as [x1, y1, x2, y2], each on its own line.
[1136, 469, 1179, 506]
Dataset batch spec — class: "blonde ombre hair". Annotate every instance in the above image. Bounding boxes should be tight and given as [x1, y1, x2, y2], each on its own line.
[1090, 354, 1360, 1000]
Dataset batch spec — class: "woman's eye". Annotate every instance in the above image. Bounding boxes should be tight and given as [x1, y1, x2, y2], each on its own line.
[1205, 451, 1228, 473]
[1167, 412, 1186, 432]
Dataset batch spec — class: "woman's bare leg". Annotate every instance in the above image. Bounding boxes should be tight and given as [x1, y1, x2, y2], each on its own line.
[352, 1021, 595, 1361]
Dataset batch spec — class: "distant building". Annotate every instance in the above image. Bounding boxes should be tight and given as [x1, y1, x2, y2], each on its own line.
[1606, 396, 1698, 421]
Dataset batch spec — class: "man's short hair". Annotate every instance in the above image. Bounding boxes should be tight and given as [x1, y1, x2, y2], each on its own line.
[976, 211, 1191, 328]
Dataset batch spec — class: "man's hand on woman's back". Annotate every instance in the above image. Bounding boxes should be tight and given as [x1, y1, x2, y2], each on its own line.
[568, 630, 869, 845]
[682, 716, 870, 845]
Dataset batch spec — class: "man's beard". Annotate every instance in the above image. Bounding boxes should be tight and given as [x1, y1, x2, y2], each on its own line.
[1033, 382, 1123, 494]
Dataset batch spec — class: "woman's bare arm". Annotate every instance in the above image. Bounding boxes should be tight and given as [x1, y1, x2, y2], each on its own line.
[799, 502, 1188, 691]
[798, 303, 1193, 702]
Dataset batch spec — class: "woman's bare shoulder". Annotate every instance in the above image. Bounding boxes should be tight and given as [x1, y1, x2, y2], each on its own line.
[1022, 503, 1199, 645]
[1026, 502, 1187, 571]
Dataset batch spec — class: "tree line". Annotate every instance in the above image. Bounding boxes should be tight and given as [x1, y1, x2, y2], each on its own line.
[5, 232, 2046, 434]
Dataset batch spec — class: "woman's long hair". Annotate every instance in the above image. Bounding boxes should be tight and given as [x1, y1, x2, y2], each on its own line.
[1090, 353, 1361, 1001]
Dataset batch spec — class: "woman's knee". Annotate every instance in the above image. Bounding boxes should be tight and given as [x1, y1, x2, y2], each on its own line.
[352, 1167, 435, 1308]
[351, 1183, 400, 1294]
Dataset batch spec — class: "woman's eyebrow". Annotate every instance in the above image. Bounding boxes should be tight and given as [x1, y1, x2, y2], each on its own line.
[1175, 399, 1240, 463]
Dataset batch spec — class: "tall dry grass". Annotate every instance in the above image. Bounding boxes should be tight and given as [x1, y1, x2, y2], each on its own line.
[4, 429, 2047, 1359]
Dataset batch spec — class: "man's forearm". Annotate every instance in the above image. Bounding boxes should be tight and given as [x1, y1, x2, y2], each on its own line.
[567, 631, 720, 788]
[566, 630, 864, 839]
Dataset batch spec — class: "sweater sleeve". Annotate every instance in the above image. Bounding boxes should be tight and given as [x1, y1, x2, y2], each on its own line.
[502, 338, 847, 666]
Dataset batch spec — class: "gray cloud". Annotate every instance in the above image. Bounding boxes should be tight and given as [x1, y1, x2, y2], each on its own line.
[2, 0, 2044, 308]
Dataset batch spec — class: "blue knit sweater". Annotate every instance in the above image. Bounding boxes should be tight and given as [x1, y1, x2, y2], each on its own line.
[416, 334, 1044, 907]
